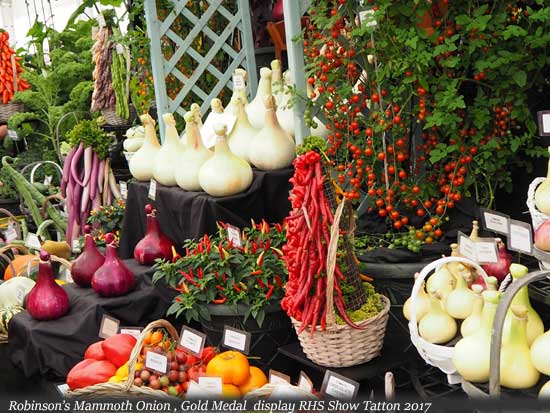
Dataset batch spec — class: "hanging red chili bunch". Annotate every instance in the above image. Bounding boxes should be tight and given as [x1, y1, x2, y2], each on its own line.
[282, 150, 360, 335]
[0, 31, 30, 104]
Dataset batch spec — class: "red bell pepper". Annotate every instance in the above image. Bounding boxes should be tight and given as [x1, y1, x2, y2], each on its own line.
[84, 341, 105, 361]
[66, 359, 117, 390]
[101, 334, 136, 367]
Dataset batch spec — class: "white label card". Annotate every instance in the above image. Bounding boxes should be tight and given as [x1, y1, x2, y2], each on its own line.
[475, 238, 499, 264]
[97, 14, 106, 27]
[99, 314, 120, 339]
[481, 208, 510, 235]
[148, 179, 157, 200]
[25, 233, 41, 250]
[458, 232, 477, 262]
[7, 130, 18, 140]
[359, 8, 377, 27]
[72, 239, 81, 253]
[269, 369, 291, 385]
[226, 225, 242, 247]
[120, 181, 128, 200]
[56, 383, 69, 397]
[233, 74, 245, 90]
[508, 219, 533, 255]
[222, 326, 251, 354]
[198, 376, 222, 396]
[119, 327, 142, 339]
[4, 225, 17, 242]
[43, 175, 53, 186]
[298, 371, 313, 393]
[179, 326, 206, 356]
[543, 113, 550, 134]
[186, 380, 217, 399]
[321, 370, 359, 400]
[145, 351, 168, 374]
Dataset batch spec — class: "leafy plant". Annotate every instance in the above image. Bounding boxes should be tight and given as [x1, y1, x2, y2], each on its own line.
[303, 0, 550, 250]
[153, 220, 287, 327]
[86, 198, 126, 246]
[67, 119, 113, 159]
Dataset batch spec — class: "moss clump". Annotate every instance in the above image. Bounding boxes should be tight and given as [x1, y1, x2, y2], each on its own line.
[336, 283, 384, 325]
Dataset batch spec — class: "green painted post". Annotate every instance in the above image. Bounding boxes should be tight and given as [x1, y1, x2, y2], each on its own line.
[238, 0, 258, 100]
[283, 0, 310, 146]
[144, 0, 169, 141]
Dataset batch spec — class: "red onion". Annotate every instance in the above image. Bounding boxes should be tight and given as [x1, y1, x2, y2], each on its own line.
[470, 273, 487, 290]
[71, 225, 105, 287]
[535, 220, 550, 251]
[26, 250, 70, 320]
[92, 233, 135, 297]
[133, 204, 174, 265]
[272, 0, 283, 21]
[481, 240, 512, 283]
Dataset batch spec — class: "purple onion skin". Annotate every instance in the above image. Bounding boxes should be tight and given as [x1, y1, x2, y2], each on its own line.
[134, 208, 174, 265]
[92, 240, 135, 297]
[71, 233, 105, 287]
[27, 251, 70, 321]
[481, 244, 512, 283]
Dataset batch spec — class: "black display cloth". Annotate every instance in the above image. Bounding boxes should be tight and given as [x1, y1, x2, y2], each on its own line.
[119, 168, 293, 259]
[7, 260, 176, 380]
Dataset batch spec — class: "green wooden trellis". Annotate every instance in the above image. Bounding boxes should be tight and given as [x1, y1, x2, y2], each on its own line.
[144, 0, 258, 141]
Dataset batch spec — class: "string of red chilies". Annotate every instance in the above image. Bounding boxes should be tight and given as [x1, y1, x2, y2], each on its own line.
[282, 151, 360, 335]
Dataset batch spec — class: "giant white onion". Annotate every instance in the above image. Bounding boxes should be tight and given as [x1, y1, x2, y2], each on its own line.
[418, 289, 457, 344]
[534, 147, 550, 214]
[228, 97, 258, 163]
[246, 67, 272, 129]
[460, 284, 484, 337]
[403, 273, 430, 322]
[129, 114, 160, 181]
[153, 113, 186, 186]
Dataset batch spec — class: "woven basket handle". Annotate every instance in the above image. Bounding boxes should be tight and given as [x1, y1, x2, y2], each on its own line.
[0, 208, 21, 239]
[325, 200, 347, 326]
[28, 254, 72, 270]
[124, 319, 180, 391]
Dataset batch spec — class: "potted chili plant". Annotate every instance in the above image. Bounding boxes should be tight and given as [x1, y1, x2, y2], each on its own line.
[152, 220, 293, 368]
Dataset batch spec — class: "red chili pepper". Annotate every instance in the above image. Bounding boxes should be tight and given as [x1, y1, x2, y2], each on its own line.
[250, 270, 263, 276]
[274, 223, 282, 232]
[197, 268, 203, 279]
[257, 278, 266, 289]
[266, 284, 274, 300]
[222, 273, 227, 283]
[265, 239, 271, 249]
[274, 275, 283, 288]
[256, 251, 265, 267]
[212, 296, 227, 304]
[179, 270, 200, 288]
[185, 247, 190, 256]
[233, 283, 241, 293]
[216, 285, 224, 291]
[251, 241, 258, 254]
[217, 244, 224, 260]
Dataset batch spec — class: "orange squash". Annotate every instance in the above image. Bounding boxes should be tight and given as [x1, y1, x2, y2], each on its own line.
[206, 351, 250, 386]
[238, 366, 268, 395]
[4, 254, 38, 280]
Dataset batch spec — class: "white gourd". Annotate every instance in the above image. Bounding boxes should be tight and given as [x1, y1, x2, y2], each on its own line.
[129, 114, 161, 181]
[500, 305, 540, 389]
[0, 277, 35, 308]
[534, 147, 550, 214]
[460, 284, 484, 337]
[201, 99, 236, 149]
[502, 263, 544, 347]
[225, 68, 249, 116]
[271, 59, 284, 106]
[248, 95, 295, 171]
[403, 273, 430, 322]
[180, 104, 204, 145]
[175, 112, 212, 191]
[452, 290, 501, 383]
[152, 113, 186, 186]
[426, 264, 455, 298]
[539, 381, 550, 399]
[123, 125, 144, 152]
[246, 67, 272, 129]
[418, 289, 457, 344]
[228, 97, 258, 163]
[199, 124, 253, 197]
[531, 330, 550, 376]
[445, 267, 476, 319]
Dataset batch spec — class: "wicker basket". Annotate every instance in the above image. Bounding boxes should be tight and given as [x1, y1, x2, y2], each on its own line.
[0, 102, 23, 124]
[461, 269, 550, 398]
[244, 383, 318, 400]
[67, 319, 179, 399]
[408, 256, 490, 384]
[102, 105, 136, 128]
[527, 177, 549, 231]
[291, 201, 390, 368]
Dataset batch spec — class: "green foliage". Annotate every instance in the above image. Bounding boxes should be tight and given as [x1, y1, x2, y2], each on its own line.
[67, 120, 113, 159]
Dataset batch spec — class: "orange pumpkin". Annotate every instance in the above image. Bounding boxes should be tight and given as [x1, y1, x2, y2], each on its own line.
[4, 255, 38, 280]
[206, 351, 250, 386]
[238, 366, 268, 395]
[222, 384, 242, 399]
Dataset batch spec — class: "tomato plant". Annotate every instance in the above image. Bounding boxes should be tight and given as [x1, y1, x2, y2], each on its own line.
[302, 0, 550, 250]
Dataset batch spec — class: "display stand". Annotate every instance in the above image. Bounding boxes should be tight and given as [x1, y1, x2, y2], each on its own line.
[119, 168, 292, 259]
[7, 260, 175, 380]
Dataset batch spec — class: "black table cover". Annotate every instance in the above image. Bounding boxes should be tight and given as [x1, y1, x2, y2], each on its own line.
[119, 168, 292, 259]
[8, 260, 175, 380]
